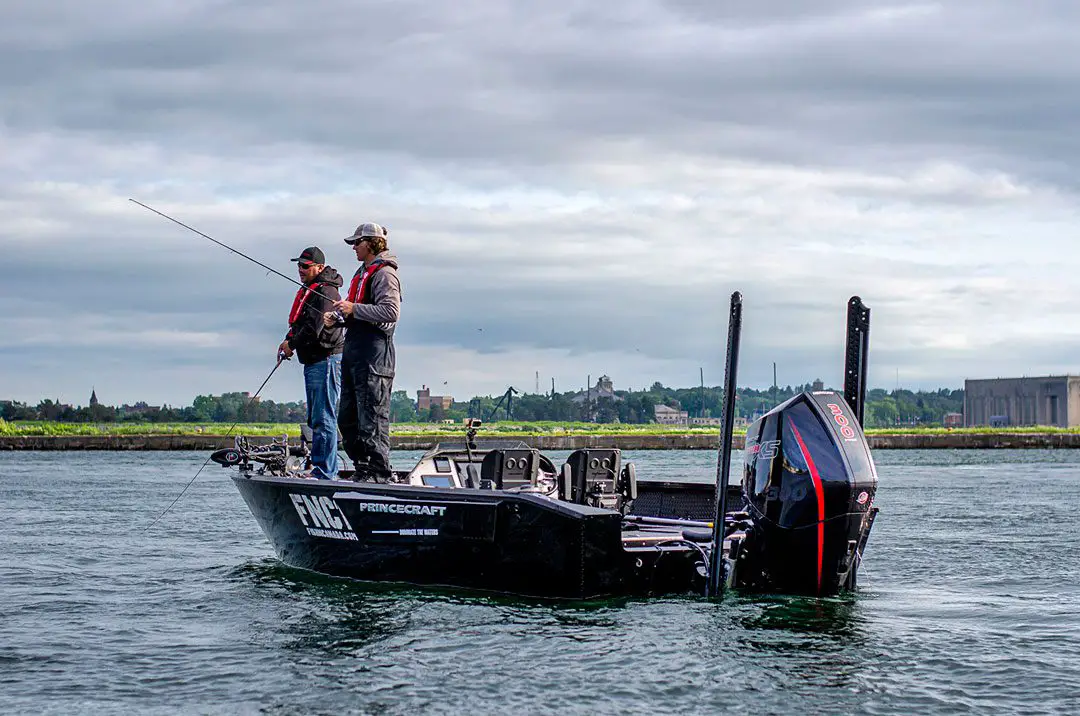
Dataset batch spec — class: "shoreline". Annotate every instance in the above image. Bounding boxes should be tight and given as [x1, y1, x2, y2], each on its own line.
[3, 432, 1080, 450]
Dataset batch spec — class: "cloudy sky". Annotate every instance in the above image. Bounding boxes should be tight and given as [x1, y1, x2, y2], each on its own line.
[3, 0, 1080, 407]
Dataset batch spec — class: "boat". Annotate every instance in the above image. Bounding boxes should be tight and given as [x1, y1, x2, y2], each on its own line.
[211, 294, 879, 599]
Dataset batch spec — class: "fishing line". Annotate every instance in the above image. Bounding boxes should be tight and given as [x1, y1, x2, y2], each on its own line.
[129, 198, 345, 321]
[145, 355, 286, 531]
[132, 199, 352, 527]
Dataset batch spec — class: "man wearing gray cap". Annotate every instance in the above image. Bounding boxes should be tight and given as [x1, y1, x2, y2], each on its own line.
[324, 222, 401, 481]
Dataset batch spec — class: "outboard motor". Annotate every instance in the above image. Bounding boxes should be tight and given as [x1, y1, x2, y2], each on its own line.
[737, 391, 878, 595]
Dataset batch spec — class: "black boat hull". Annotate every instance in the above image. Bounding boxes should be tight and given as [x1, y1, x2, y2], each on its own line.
[233, 474, 703, 599]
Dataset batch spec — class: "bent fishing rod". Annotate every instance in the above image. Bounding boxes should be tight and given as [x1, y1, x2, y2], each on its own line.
[145, 354, 287, 530]
[129, 199, 346, 322]
[132, 198, 337, 528]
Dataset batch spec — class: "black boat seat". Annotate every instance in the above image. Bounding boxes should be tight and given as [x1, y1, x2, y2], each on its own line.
[562, 448, 621, 505]
[463, 462, 481, 489]
[480, 449, 540, 490]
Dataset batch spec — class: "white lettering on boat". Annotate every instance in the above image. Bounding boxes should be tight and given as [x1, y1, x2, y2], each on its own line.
[353, 502, 448, 517]
[371, 528, 440, 536]
[288, 494, 448, 540]
[289, 493, 357, 541]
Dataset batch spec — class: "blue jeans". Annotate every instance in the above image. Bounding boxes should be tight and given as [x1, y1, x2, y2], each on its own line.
[304, 354, 342, 479]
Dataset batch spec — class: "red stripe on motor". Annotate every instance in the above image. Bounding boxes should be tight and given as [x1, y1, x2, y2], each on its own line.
[788, 420, 826, 594]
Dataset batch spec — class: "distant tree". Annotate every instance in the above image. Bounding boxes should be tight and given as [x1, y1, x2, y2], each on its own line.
[595, 401, 618, 423]
[390, 390, 417, 423]
[867, 397, 899, 428]
[2, 381, 965, 426]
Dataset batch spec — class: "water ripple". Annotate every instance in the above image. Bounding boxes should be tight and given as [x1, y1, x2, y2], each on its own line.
[2, 449, 1080, 714]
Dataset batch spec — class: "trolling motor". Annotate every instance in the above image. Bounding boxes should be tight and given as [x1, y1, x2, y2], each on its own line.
[210, 434, 310, 477]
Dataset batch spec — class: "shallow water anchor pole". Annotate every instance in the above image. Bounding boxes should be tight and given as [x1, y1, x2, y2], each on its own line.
[707, 291, 743, 598]
[843, 296, 871, 426]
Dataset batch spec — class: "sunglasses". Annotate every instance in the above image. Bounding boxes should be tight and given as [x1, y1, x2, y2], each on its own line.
[297, 262, 315, 269]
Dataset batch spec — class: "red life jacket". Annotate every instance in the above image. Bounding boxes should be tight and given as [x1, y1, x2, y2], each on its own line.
[346, 261, 387, 304]
[287, 282, 322, 325]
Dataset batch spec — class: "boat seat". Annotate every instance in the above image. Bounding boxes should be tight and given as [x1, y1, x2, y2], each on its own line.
[562, 448, 621, 505]
[463, 462, 480, 489]
[480, 449, 540, 490]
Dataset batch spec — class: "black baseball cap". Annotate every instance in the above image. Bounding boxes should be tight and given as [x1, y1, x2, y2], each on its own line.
[290, 247, 325, 265]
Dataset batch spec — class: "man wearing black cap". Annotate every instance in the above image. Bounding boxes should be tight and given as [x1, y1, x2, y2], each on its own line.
[278, 246, 345, 479]
[323, 223, 400, 482]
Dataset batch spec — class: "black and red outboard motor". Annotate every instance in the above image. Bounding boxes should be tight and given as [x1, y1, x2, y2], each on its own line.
[737, 391, 878, 595]
[732, 296, 878, 596]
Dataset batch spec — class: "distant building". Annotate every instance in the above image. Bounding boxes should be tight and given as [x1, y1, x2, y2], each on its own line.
[89, 389, 99, 407]
[654, 404, 689, 425]
[417, 386, 453, 411]
[943, 412, 963, 428]
[571, 375, 623, 404]
[119, 401, 161, 416]
[41, 399, 68, 420]
[812, 378, 825, 391]
[964, 376, 1080, 427]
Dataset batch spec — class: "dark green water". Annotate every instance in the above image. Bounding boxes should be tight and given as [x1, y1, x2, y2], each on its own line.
[2, 449, 1078, 715]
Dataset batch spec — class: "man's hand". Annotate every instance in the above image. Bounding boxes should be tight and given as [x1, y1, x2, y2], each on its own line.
[323, 311, 339, 328]
[333, 299, 355, 317]
[278, 340, 294, 359]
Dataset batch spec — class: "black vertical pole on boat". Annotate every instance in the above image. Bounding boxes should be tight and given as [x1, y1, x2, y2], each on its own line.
[707, 291, 743, 598]
[843, 296, 871, 426]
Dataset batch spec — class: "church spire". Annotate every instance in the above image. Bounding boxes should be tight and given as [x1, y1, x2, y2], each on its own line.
[90, 388, 99, 407]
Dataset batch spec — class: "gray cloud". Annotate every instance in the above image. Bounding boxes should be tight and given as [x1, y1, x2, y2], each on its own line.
[4, 0, 1080, 179]
[2, 1, 1080, 405]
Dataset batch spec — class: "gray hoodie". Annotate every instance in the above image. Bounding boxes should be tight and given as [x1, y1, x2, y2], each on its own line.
[343, 251, 400, 373]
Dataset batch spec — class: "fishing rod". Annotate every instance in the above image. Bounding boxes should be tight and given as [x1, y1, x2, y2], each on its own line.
[145, 354, 287, 531]
[129, 198, 346, 322]
[131, 198, 342, 528]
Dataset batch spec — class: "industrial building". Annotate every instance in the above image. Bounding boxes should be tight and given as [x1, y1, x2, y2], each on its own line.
[417, 386, 453, 411]
[964, 376, 1080, 427]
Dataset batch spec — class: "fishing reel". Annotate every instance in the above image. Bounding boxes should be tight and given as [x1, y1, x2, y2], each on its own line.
[211, 434, 310, 476]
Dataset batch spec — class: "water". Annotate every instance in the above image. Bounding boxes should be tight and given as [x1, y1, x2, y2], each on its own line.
[2, 449, 1079, 715]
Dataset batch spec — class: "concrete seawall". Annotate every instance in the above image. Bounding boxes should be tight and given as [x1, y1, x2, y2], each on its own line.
[3, 432, 1080, 450]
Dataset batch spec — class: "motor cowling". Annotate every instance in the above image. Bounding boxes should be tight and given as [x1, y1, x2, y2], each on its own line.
[737, 391, 878, 595]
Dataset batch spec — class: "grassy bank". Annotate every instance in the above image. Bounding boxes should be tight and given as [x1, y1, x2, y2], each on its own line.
[0, 419, 727, 438]
[4, 418, 1080, 439]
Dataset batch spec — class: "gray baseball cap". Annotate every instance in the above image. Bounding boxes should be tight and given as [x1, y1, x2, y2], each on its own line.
[344, 222, 388, 244]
